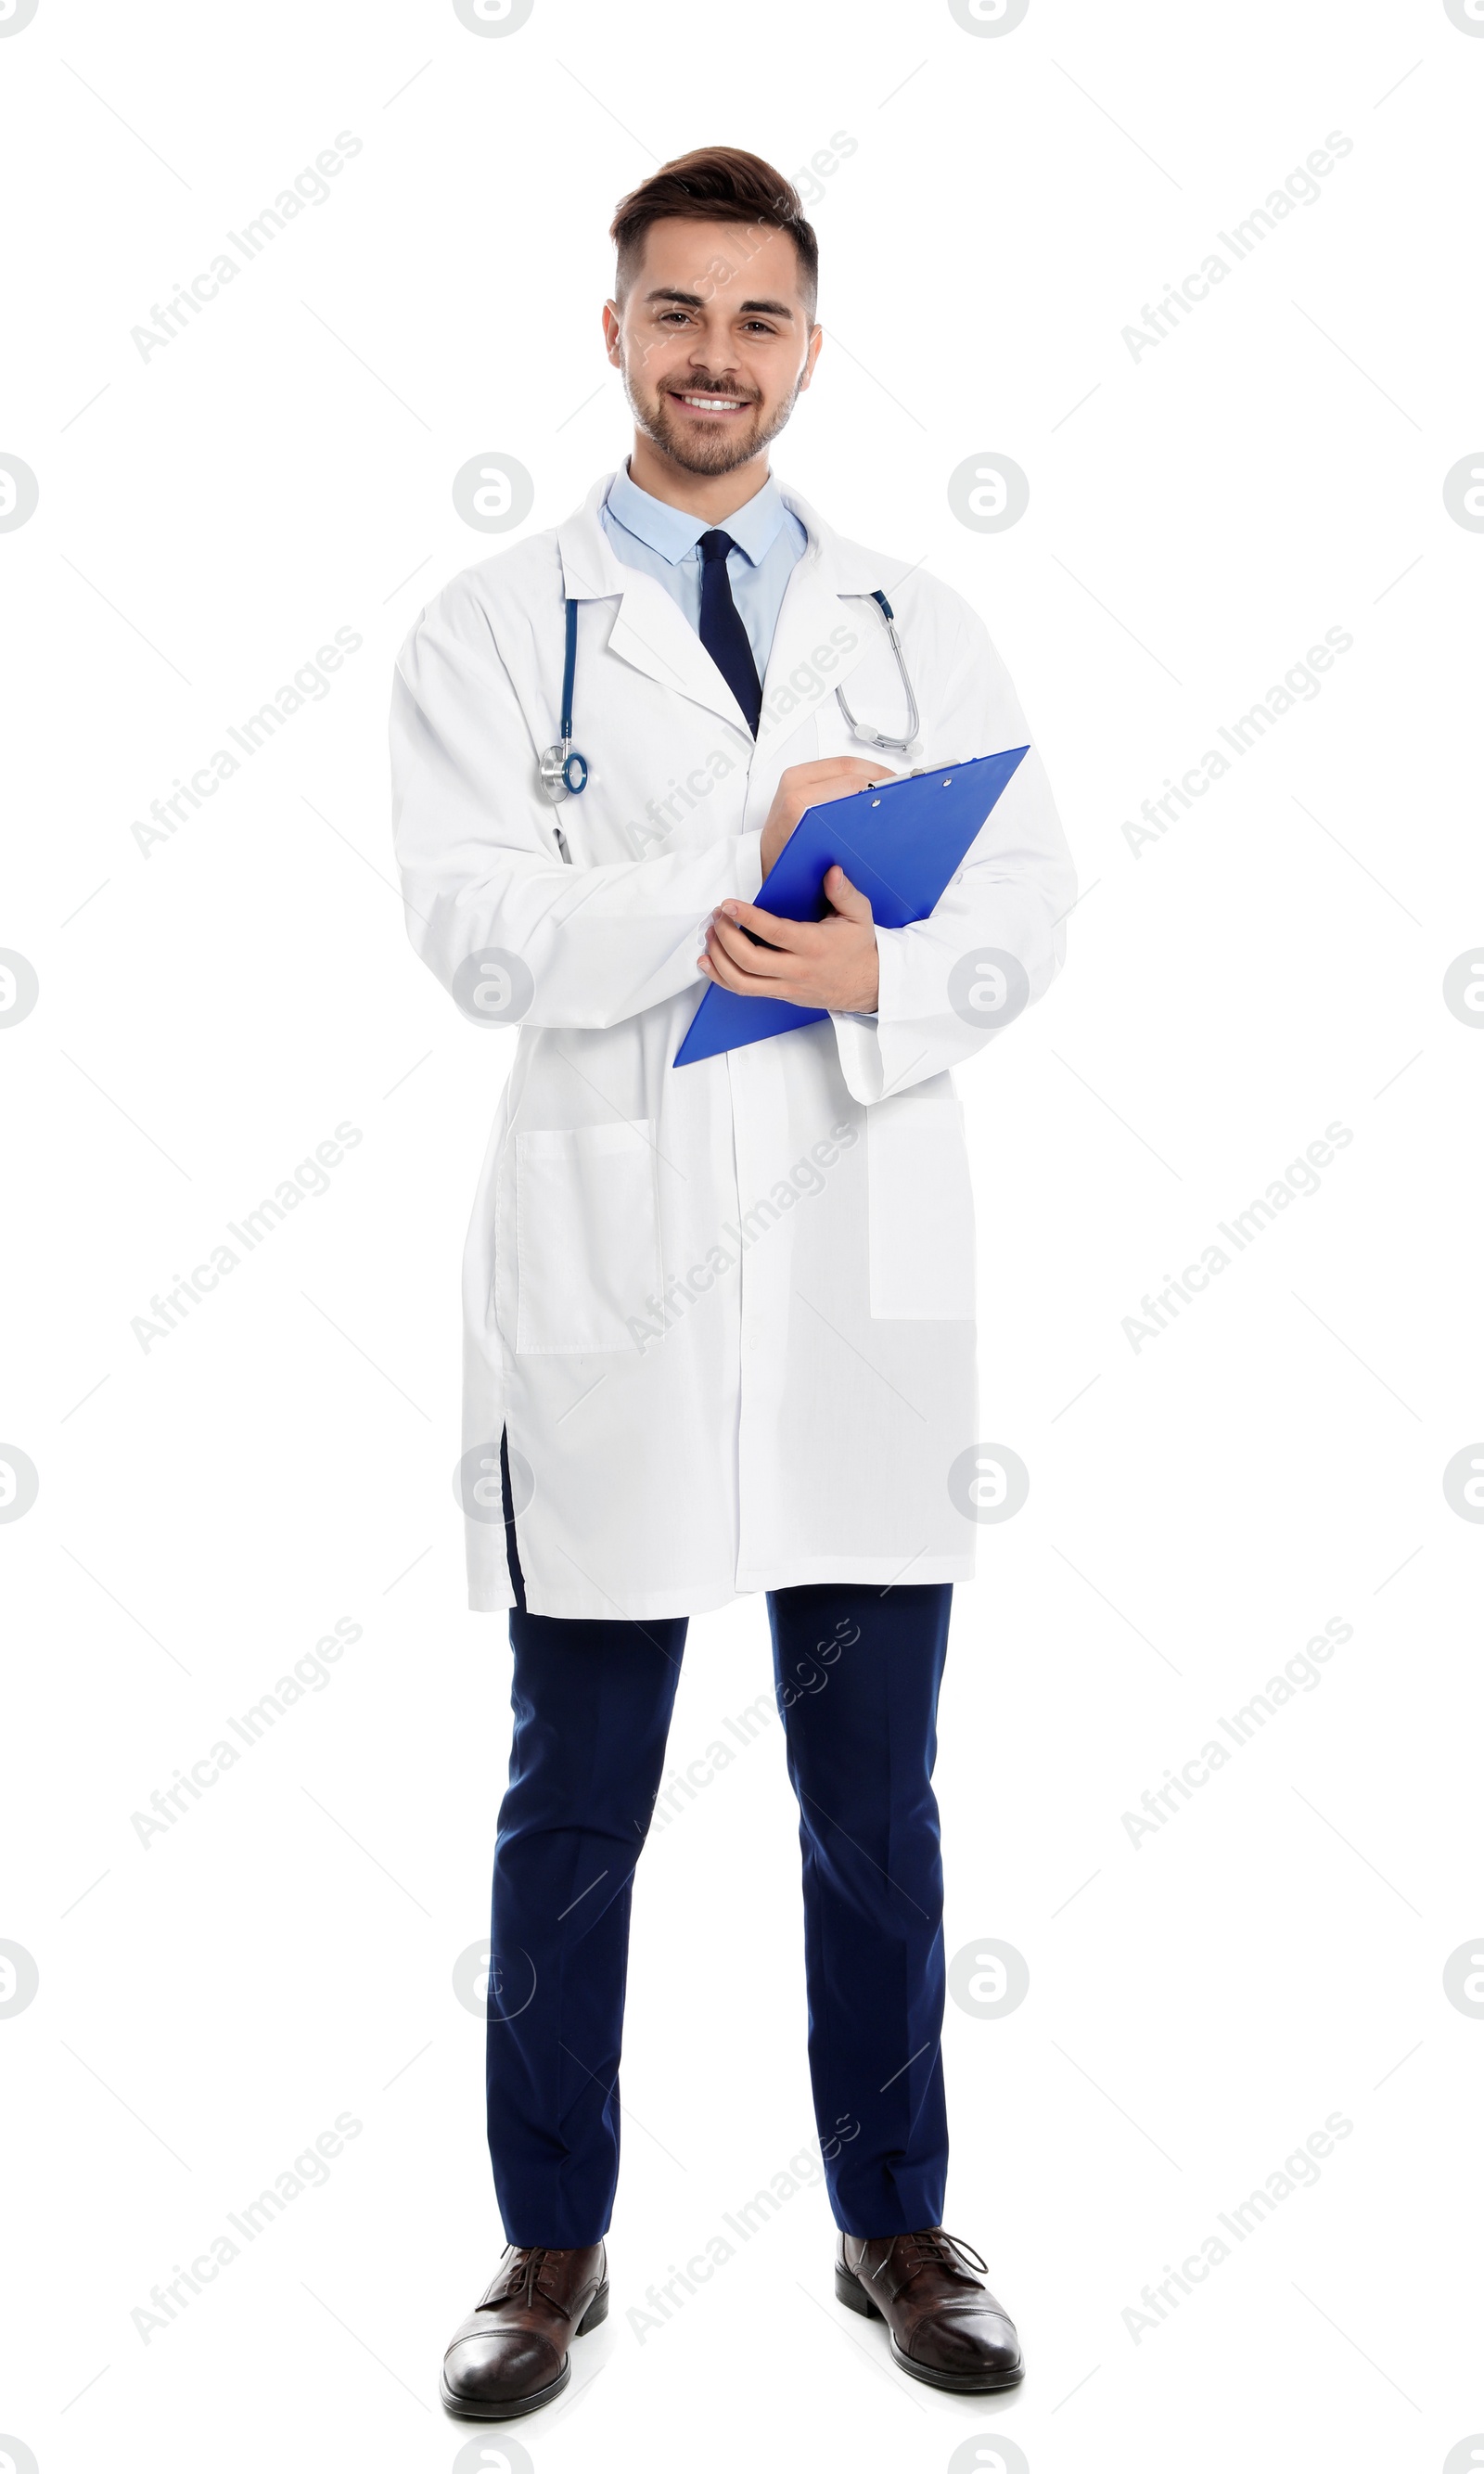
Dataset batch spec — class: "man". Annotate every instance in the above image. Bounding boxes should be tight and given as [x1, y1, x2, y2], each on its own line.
[390, 145, 1076, 2419]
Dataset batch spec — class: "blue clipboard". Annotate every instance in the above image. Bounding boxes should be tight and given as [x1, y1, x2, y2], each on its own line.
[672, 744, 1029, 1068]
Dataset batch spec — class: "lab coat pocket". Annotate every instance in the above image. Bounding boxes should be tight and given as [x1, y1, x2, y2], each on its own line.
[515, 1121, 662, 1354]
[865, 1081, 977, 1320]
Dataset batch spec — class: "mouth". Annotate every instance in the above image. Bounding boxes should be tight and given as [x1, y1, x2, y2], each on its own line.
[666, 389, 754, 419]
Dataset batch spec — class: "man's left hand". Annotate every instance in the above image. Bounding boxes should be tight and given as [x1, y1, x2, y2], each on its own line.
[699, 865, 879, 1014]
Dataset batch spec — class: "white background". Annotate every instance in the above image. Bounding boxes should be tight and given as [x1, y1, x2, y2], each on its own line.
[3, 1, 1482, 2469]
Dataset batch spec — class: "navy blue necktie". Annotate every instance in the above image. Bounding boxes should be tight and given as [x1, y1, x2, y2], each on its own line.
[697, 529, 761, 736]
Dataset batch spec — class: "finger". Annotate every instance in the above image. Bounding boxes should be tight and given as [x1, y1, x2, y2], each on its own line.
[823, 865, 874, 922]
[708, 915, 800, 978]
[827, 759, 890, 781]
[817, 763, 899, 796]
[774, 764, 898, 841]
[784, 760, 892, 805]
[700, 938, 790, 998]
[716, 900, 812, 952]
[787, 756, 884, 785]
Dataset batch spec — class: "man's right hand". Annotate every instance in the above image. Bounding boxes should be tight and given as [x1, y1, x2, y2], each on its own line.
[758, 758, 902, 878]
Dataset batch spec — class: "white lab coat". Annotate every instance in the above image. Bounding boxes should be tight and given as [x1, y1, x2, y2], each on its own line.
[390, 471, 1076, 1619]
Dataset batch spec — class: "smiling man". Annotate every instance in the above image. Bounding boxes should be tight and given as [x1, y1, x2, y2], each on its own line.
[390, 145, 1076, 2420]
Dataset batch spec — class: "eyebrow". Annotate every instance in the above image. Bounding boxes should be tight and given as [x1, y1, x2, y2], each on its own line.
[643, 288, 796, 320]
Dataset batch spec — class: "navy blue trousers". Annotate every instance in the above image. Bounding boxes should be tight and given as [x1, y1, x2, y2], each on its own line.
[486, 1582, 953, 2244]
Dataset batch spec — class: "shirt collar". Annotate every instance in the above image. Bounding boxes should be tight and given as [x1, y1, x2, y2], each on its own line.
[604, 457, 788, 568]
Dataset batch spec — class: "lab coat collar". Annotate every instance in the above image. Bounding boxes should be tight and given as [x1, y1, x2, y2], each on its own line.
[556, 469, 913, 752]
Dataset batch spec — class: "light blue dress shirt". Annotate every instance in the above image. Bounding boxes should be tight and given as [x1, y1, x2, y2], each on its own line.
[600, 458, 808, 685]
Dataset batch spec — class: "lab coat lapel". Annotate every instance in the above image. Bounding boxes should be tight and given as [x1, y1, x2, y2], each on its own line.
[756, 485, 902, 765]
[553, 471, 915, 759]
[556, 473, 753, 737]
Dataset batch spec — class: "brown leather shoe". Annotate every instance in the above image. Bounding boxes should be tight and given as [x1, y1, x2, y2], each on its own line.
[440, 2242, 608, 2418]
[836, 2227, 1023, 2391]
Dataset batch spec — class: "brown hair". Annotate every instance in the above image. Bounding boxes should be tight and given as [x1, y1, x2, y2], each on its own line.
[609, 146, 819, 320]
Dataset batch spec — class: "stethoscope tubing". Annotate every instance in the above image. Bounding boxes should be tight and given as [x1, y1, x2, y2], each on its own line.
[834, 590, 921, 754]
[538, 581, 920, 811]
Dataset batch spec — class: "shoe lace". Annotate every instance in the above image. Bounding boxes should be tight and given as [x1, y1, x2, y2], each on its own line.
[497, 2244, 549, 2308]
[869, 2227, 988, 2289]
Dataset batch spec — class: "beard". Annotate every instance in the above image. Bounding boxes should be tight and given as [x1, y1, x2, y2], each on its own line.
[621, 354, 806, 477]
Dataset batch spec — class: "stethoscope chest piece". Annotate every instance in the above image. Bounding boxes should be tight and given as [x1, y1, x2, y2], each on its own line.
[539, 742, 588, 801]
[539, 596, 589, 805]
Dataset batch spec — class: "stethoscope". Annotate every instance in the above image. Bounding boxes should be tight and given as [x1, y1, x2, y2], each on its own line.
[537, 586, 921, 816]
